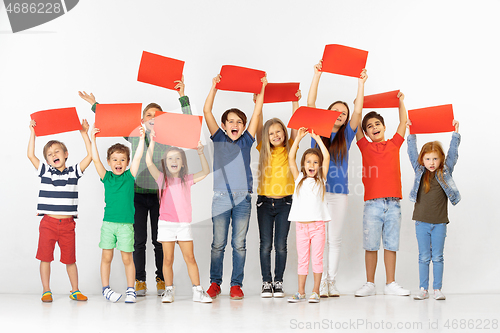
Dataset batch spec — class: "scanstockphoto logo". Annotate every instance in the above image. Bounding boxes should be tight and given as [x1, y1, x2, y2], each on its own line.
[3, 0, 78, 33]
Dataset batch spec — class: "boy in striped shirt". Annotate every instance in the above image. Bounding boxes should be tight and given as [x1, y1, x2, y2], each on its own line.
[27, 119, 92, 302]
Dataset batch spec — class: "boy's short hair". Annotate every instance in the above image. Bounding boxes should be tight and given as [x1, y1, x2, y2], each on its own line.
[362, 111, 385, 133]
[107, 143, 130, 161]
[143, 103, 163, 117]
[221, 108, 247, 126]
[43, 140, 68, 161]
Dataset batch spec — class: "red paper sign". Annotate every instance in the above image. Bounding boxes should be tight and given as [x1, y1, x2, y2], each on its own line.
[321, 44, 368, 78]
[216, 65, 266, 94]
[31, 107, 81, 136]
[95, 103, 143, 137]
[364, 90, 400, 108]
[264, 83, 300, 104]
[153, 112, 203, 149]
[137, 51, 184, 90]
[287, 106, 341, 138]
[409, 104, 455, 134]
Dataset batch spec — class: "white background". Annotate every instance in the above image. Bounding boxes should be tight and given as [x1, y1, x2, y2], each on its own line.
[0, 0, 498, 296]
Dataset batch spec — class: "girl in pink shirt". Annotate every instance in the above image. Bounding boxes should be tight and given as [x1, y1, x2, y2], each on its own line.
[146, 137, 211, 303]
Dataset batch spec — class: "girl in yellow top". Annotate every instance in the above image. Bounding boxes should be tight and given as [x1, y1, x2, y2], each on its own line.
[255, 90, 300, 298]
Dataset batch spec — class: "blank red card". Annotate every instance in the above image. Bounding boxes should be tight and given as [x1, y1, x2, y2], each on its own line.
[287, 106, 341, 138]
[364, 90, 400, 108]
[409, 104, 455, 134]
[264, 83, 300, 104]
[137, 51, 184, 90]
[31, 107, 81, 136]
[216, 65, 266, 94]
[95, 103, 142, 137]
[153, 112, 203, 149]
[321, 44, 368, 78]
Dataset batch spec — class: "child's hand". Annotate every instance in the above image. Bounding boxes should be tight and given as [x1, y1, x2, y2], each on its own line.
[252, 93, 257, 103]
[212, 75, 221, 89]
[314, 60, 323, 74]
[80, 119, 89, 133]
[91, 126, 100, 139]
[406, 118, 412, 129]
[297, 127, 308, 140]
[29, 119, 36, 132]
[139, 126, 145, 139]
[78, 91, 96, 105]
[310, 129, 321, 142]
[453, 119, 459, 133]
[295, 89, 302, 100]
[359, 68, 368, 84]
[261, 75, 268, 87]
[397, 91, 405, 101]
[197, 141, 204, 155]
[149, 128, 156, 140]
[174, 76, 185, 96]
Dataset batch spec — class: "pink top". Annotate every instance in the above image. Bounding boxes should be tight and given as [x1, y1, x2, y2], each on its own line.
[156, 173, 195, 223]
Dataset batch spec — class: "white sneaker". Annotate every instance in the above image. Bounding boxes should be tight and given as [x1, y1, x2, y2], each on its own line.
[103, 287, 122, 303]
[328, 280, 340, 297]
[434, 289, 446, 300]
[125, 288, 136, 303]
[192, 286, 213, 303]
[319, 280, 329, 298]
[161, 286, 174, 303]
[355, 282, 376, 297]
[413, 287, 429, 300]
[384, 282, 410, 296]
[308, 292, 320, 303]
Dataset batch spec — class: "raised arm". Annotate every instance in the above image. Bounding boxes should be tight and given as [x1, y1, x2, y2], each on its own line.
[356, 122, 365, 142]
[351, 69, 367, 131]
[310, 130, 330, 181]
[289, 127, 308, 180]
[247, 76, 268, 138]
[145, 130, 160, 181]
[445, 120, 460, 172]
[130, 127, 145, 178]
[290, 89, 301, 141]
[79, 119, 92, 172]
[175, 76, 193, 115]
[307, 61, 323, 108]
[193, 141, 210, 183]
[254, 93, 264, 145]
[396, 92, 408, 138]
[406, 119, 420, 171]
[27, 120, 40, 170]
[91, 127, 107, 180]
[203, 75, 221, 136]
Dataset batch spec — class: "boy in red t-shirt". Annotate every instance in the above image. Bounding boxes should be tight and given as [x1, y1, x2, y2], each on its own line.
[354, 92, 410, 297]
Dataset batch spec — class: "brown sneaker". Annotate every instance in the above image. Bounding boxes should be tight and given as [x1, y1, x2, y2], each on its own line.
[156, 277, 165, 296]
[135, 279, 147, 296]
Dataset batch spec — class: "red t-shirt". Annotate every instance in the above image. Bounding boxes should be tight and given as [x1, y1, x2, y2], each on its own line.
[357, 133, 404, 201]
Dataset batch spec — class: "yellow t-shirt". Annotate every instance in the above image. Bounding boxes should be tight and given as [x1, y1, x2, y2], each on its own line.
[256, 139, 295, 196]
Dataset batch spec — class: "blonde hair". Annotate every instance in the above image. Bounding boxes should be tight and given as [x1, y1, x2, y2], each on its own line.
[296, 148, 326, 201]
[43, 140, 67, 161]
[418, 141, 445, 193]
[258, 118, 291, 188]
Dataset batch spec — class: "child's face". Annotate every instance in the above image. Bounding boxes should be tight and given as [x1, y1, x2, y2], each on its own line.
[303, 153, 320, 178]
[330, 103, 349, 129]
[423, 152, 441, 172]
[166, 150, 184, 176]
[365, 117, 386, 142]
[107, 152, 130, 175]
[142, 108, 160, 131]
[221, 112, 246, 141]
[268, 123, 286, 147]
[46, 143, 68, 171]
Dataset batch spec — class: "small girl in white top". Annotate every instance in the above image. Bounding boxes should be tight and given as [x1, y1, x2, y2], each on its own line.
[287, 127, 331, 303]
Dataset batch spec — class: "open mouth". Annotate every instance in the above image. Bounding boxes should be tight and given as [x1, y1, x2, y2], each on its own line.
[373, 130, 381, 136]
[115, 166, 123, 172]
[231, 129, 239, 136]
[53, 158, 60, 164]
[170, 164, 178, 170]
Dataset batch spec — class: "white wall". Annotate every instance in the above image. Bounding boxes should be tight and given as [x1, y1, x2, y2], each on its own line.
[1, 0, 499, 295]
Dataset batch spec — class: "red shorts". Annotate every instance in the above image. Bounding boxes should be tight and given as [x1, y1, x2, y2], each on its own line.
[36, 215, 76, 264]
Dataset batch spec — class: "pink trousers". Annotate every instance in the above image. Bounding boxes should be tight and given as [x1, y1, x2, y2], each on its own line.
[295, 221, 325, 275]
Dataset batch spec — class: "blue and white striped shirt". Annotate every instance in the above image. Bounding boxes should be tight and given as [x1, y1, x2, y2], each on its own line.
[37, 163, 83, 217]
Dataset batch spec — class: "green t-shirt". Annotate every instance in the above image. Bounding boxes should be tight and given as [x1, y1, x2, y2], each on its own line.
[101, 170, 135, 223]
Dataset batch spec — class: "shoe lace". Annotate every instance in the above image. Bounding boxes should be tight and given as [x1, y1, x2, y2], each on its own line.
[263, 282, 272, 290]
[274, 281, 283, 290]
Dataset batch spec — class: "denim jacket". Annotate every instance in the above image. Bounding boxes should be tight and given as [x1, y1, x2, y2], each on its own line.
[407, 132, 461, 206]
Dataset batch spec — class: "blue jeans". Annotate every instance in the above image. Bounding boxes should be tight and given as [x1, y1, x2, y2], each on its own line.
[256, 195, 292, 283]
[210, 191, 252, 287]
[415, 221, 447, 290]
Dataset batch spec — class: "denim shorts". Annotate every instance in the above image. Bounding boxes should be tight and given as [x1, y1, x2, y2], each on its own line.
[363, 198, 401, 251]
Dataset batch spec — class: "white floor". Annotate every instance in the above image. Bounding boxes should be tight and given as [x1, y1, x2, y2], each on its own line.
[2, 292, 499, 333]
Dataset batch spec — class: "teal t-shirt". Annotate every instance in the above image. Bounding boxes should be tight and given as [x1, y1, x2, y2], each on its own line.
[101, 170, 135, 223]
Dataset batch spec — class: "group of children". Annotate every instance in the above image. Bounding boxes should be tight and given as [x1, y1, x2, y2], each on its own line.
[28, 62, 461, 305]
